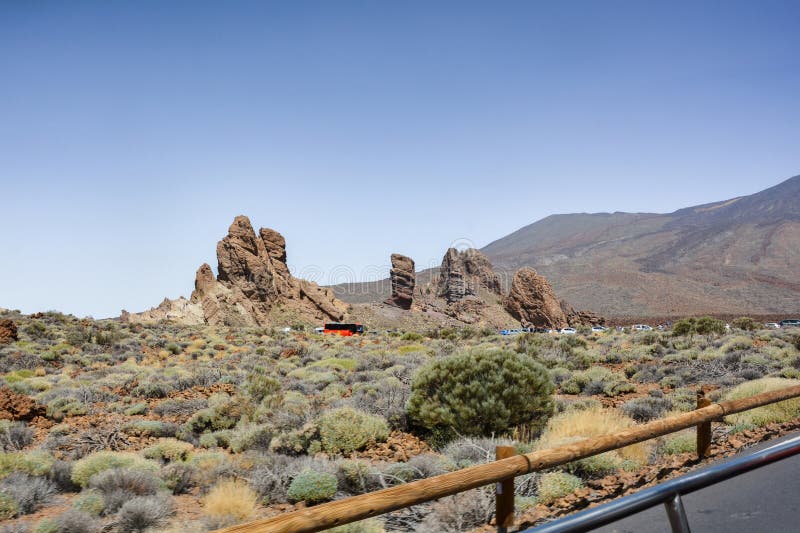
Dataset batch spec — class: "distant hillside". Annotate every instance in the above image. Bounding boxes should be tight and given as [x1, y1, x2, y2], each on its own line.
[481, 174, 800, 317]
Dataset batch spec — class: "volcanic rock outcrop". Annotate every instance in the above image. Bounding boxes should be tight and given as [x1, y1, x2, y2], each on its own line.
[560, 300, 606, 327]
[503, 267, 570, 329]
[0, 320, 18, 344]
[385, 254, 415, 310]
[125, 216, 347, 326]
[437, 248, 502, 303]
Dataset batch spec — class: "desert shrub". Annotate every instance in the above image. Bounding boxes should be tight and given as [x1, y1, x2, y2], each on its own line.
[538, 407, 651, 470]
[318, 408, 389, 454]
[0, 450, 54, 479]
[269, 423, 318, 455]
[723, 378, 800, 427]
[49, 460, 78, 492]
[45, 397, 87, 421]
[71, 452, 158, 487]
[663, 431, 696, 455]
[72, 490, 104, 516]
[0, 472, 56, 515]
[440, 436, 513, 467]
[244, 371, 281, 404]
[671, 319, 696, 337]
[621, 396, 672, 422]
[202, 479, 257, 524]
[335, 459, 375, 494]
[160, 463, 197, 494]
[0, 493, 18, 519]
[116, 495, 173, 532]
[123, 402, 148, 416]
[401, 332, 424, 342]
[732, 317, 759, 331]
[122, 420, 179, 438]
[287, 470, 337, 504]
[41, 509, 101, 533]
[408, 348, 554, 437]
[560, 367, 634, 397]
[0, 422, 33, 452]
[88, 467, 161, 514]
[143, 439, 194, 463]
[695, 316, 726, 336]
[229, 424, 274, 453]
[536, 472, 583, 504]
[417, 488, 493, 533]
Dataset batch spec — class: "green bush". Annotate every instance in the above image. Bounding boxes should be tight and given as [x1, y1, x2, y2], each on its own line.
[318, 408, 389, 454]
[537, 472, 583, 504]
[143, 439, 194, 463]
[72, 489, 104, 516]
[407, 348, 554, 436]
[287, 470, 337, 504]
[732, 317, 759, 331]
[0, 451, 54, 479]
[71, 452, 158, 487]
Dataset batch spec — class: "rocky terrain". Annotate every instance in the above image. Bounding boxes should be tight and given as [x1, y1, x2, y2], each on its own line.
[124, 216, 348, 327]
[0, 308, 799, 532]
[482, 174, 800, 317]
[334, 175, 800, 321]
[127, 217, 601, 331]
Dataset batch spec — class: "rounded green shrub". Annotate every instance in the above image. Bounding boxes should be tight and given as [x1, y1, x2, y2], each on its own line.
[318, 408, 389, 454]
[72, 489, 104, 516]
[287, 470, 337, 504]
[407, 348, 554, 436]
[71, 452, 158, 487]
[537, 472, 583, 504]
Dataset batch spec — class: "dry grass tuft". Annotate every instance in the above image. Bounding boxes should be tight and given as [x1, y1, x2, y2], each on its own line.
[202, 479, 258, 523]
[724, 377, 800, 427]
[537, 406, 651, 465]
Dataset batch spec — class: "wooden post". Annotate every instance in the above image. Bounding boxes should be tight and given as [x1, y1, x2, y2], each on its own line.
[697, 391, 712, 458]
[495, 445, 515, 533]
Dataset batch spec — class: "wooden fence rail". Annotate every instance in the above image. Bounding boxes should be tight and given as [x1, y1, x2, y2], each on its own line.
[219, 384, 800, 533]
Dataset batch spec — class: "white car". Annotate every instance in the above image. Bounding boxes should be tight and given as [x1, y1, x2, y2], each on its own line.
[765, 322, 781, 329]
[560, 328, 577, 335]
[632, 324, 653, 331]
[591, 326, 607, 333]
[314, 326, 325, 334]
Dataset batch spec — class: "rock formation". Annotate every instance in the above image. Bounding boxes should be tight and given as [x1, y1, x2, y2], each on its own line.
[437, 248, 501, 303]
[125, 216, 347, 326]
[0, 320, 18, 344]
[385, 254, 415, 310]
[560, 300, 606, 327]
[503, 267, 570, 329]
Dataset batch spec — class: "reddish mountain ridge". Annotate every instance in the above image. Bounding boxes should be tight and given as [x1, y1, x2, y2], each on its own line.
[481, 174, 800, 317]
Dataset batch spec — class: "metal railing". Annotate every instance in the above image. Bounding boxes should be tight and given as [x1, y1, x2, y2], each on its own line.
[525, 434, 800, 533]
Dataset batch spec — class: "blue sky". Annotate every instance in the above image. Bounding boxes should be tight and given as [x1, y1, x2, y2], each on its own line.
[1, 1, 799, 318]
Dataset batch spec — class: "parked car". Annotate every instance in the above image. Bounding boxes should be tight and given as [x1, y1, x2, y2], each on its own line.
[765, 322, 781, 329]
[632, 324, 653, 331]
[314, 326, 325, 334]
[560, 328, 577, 335]
[591, 325, 607, 333]
[500, 329, 522, 335]
[779, 319, 800, 328]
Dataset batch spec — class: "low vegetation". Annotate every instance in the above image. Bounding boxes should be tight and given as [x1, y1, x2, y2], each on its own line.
[0, 309, 798, 531]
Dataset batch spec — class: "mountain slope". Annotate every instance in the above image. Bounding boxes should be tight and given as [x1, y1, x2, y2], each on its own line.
[481, 175, 800, 317]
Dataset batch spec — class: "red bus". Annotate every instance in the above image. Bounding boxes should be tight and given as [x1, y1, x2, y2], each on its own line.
[323, 323, 364, 336]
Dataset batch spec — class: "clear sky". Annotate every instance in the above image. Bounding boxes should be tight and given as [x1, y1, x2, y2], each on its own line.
[1, 1, 799, 318]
